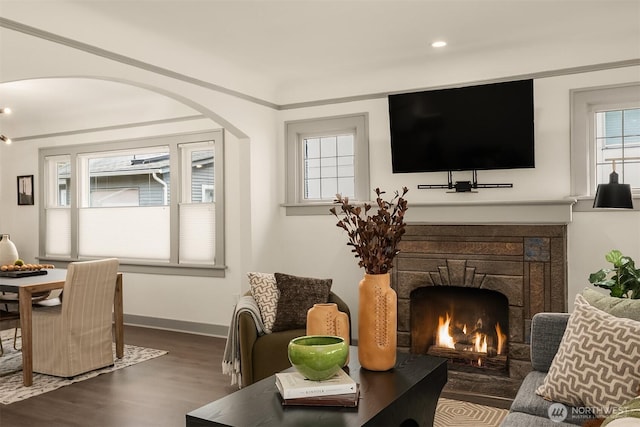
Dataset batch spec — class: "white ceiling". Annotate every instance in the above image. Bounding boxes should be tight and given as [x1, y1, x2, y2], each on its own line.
[0, 0, 639, 139]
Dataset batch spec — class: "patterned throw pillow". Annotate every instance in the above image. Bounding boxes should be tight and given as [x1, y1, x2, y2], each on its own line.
[271, 273, 332, 333]
[536, 294, 640, 412]
[247, 272, 279, 333]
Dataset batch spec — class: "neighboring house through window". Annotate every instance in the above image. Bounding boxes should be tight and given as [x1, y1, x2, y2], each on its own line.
[39, 130, 224, 276]
[285, 113, 369, 215]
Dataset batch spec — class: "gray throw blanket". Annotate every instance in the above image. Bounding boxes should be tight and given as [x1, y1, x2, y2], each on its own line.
[222, 295, 265, 388]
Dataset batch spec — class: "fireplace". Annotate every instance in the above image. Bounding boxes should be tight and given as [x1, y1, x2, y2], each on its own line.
[392, 224, 567, 401]
[411, 286, 509, 375]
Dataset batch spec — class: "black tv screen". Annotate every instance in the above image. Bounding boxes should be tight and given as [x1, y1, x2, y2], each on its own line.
[389, 79, 534, 173]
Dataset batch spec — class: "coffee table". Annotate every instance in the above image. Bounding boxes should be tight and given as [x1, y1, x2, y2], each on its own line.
[186, 347, 447, 427]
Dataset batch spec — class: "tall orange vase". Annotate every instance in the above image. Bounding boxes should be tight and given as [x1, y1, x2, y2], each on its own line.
[358, 273, 397, 371]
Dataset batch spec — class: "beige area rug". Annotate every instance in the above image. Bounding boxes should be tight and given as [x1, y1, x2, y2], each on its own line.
[0, 330, 167, 405]
[435, 397, 509, 427]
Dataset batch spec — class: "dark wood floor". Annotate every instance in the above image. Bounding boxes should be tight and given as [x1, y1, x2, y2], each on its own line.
[0, 326, 238, 427]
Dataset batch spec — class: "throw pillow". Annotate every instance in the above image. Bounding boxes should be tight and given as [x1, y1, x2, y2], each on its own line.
[271, 273, 332, 332]
[247, 272, 279, 333]
[536, 294, 640, 413]
[582, 287, 640, 321]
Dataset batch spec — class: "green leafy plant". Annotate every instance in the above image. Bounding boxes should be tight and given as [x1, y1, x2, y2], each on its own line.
[589, 249, 640, 299]
[330, 187, 408, 275]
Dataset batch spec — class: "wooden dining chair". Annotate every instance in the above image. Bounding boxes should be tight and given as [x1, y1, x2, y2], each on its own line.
[31, 258, 119, 377]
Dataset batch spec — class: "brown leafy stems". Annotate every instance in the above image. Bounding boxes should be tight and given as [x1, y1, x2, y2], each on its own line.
[329, 187, 409, 275]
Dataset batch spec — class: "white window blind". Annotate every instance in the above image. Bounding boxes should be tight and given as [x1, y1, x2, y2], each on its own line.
[78, 206, 170, 260]
[45, 208, 71, 257]
[179, 203, 215, 264]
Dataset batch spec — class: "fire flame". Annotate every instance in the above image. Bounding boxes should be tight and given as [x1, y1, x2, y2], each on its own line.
[435, 312, 507, 361]
[436, 314, 456, 349]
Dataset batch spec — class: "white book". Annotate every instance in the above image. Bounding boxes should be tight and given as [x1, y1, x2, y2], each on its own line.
[275, 369, 357, 399]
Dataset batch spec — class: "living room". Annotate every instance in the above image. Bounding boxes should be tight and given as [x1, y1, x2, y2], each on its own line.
[0, 1, 639, 425]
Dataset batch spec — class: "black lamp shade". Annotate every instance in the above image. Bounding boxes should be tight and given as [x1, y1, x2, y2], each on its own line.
[593, 171, 633, 209]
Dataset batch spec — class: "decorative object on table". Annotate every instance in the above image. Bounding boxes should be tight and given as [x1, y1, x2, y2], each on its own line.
[589, 249, 640, 299]
[17, 175, 34, 206]
[0, 234, 19, 266]
[0, 260, 55, 277]
[287, 335, 348, 381]
[306, 303, 350, 365]
[278, 386, 360, 408]
[275, 367, 356, 399]
[330, 187, 408, 371]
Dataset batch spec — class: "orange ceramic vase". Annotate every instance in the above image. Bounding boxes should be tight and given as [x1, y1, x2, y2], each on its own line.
[307, 303, 350, 365]
[358, 273, 397, 371]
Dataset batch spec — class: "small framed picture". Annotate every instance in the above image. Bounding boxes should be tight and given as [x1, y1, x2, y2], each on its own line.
[17, 175, 34, 206]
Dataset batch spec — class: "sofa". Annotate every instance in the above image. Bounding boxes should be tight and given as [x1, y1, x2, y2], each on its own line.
[501, 312, 590, 426]
[502, 289, 640, 427]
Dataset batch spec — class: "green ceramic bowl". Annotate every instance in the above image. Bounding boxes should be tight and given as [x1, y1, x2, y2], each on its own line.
[287, 335, 348, 381]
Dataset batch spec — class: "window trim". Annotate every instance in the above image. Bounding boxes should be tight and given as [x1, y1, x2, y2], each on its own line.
[284, 113, 369, 215]
[38, 130, 225, 276]
[570, 83, 640, 205]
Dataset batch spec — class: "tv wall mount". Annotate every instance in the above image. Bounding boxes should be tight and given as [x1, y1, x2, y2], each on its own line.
[417, 170, 513, 193]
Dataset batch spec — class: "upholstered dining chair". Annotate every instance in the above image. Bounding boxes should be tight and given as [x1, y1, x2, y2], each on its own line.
[32, 258, 119, 378]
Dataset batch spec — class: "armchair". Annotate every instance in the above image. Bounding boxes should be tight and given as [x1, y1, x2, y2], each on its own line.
[238, 291, 351, 387]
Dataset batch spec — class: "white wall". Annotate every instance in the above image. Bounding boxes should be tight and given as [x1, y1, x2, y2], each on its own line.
[276, 66, 640, 336]
[0, 29, 280, 334]
[1, 12, 638, 338]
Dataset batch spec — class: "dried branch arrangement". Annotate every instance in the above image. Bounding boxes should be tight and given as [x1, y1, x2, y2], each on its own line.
[330, 187, 409, 274]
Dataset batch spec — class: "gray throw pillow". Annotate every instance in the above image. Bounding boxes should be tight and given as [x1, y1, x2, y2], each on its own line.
[271, 273, 332, 332]
[582, 287, 640, 321]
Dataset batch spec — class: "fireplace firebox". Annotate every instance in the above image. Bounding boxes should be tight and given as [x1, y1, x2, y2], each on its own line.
[411, 286, 509, 375]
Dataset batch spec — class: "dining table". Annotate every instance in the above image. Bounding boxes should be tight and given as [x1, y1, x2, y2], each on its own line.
[0, 268, 124, 386]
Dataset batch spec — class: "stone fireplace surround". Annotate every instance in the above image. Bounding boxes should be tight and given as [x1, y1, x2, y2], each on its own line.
[391, 223, 567, 402]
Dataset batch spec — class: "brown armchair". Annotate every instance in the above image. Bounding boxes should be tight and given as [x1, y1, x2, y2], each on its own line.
[238, 291, 351, 387]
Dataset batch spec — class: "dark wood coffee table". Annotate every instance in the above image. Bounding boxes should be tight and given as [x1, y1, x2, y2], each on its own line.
[186, 347, 447, 427]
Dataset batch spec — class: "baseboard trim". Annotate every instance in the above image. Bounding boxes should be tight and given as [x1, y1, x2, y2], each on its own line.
[123, 314, 228, 338]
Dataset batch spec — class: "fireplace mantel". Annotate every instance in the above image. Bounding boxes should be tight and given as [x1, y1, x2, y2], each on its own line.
[405, 198, 576, 224]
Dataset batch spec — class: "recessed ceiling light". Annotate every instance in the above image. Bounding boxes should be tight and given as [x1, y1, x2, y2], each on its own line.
[431, 41, 447, 48]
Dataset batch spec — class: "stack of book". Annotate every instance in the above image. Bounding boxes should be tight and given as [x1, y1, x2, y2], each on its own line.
[275, 369, 359, 407]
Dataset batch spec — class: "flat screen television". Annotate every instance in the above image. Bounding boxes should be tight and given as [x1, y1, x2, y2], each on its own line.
[388, 79, 534, 173]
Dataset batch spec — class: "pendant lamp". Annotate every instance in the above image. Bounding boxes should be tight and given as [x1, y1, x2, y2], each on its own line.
[593, 161, 633, 209]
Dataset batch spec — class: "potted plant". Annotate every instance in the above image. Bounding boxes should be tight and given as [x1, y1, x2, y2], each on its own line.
[330, 187, 408, 370]
[589, 249, 640, 299]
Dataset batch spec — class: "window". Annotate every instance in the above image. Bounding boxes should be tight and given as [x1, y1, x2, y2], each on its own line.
[39, 130, 224, 276]
[285, 114, 369, 215]
[303, 134, 355, 200]
[570, 83, 640, 204]
[595, 108, 640, 189]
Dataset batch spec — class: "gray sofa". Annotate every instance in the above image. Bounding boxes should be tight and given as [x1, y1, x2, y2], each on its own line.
[500, 312, 594, 426]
